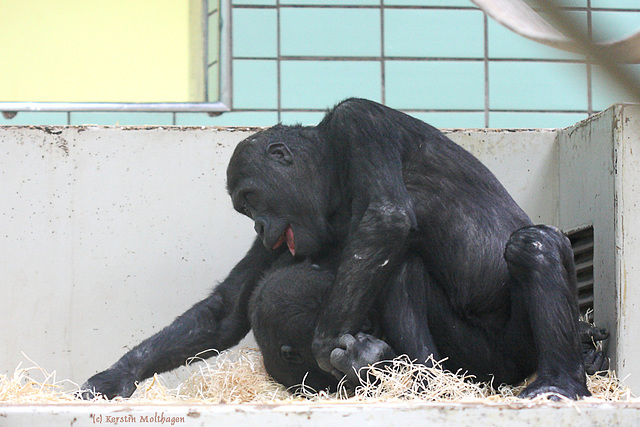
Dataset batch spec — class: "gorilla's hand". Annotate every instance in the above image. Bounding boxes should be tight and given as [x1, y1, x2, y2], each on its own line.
[327, 333, 396, 386]
[312, 332, 339, 374]
[579, 321, 610, 375]
[79, 367, 138, 400]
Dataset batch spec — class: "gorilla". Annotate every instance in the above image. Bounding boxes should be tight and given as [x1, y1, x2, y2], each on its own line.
[249, 254, 397, 392]
[82, 98, 601, 400]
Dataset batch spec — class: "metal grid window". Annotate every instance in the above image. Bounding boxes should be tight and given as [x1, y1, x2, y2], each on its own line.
[227, 0, 640, 129]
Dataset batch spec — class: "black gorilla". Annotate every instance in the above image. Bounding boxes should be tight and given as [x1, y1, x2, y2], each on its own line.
[83, 98, 594, 400]
[249, 254, 398, 392]
[249, 257, 340, 391]
[251, 256, 608, 392]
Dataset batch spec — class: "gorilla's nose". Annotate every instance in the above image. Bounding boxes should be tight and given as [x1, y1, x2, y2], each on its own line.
[254, 218, 266, 239]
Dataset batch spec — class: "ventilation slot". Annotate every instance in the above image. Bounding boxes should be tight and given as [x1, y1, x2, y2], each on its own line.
[567, 226, 595, 317]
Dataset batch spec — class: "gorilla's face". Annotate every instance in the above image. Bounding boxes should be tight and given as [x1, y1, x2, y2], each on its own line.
[227, 125, 336, 257]
[248, 261, 339, 392]
[261, 339, 339, 393]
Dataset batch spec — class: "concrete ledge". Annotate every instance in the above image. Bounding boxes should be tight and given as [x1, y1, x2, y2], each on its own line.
[2, 402, 640, 426]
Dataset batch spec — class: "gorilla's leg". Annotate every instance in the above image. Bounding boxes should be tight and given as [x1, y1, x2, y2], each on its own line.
[378, 255, 440, 364]
[504, 225, 590, 399]
[377, 255, 521, 385]
[329, 255, 437, 384]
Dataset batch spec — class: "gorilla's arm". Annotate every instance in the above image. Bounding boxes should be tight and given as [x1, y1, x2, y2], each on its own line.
[313, 99, 420, 372]
[81, 239, 276, 399]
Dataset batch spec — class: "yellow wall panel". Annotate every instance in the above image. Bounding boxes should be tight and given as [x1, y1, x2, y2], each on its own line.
[0, 0, 204, 103]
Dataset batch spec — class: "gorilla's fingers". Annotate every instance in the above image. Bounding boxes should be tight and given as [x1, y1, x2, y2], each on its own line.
[330, 347, 348, 367]
[338, 334, 357, 350]
[579, 321, 610, 344]
[592, 327, 610, 342]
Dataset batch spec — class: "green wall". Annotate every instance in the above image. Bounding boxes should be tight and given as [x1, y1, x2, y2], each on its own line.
[2, 0, 639, 128]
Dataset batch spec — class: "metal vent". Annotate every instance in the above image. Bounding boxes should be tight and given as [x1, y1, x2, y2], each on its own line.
[567, 226, 595, 317]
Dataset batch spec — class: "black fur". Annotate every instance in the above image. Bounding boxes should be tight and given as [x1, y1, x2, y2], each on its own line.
[81, 99, 598, 400]
[249, 256, 395, 391]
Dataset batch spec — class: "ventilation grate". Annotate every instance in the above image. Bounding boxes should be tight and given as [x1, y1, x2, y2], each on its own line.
[567, 226, 595, 318]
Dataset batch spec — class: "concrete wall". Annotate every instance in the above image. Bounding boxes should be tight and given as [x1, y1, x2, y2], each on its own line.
[612, 105, 640, 393]
[0, 117, 628, 392]
[557, 104, 640, 394]
[0, 126, 256, 386]
[557, 108, 618, 368]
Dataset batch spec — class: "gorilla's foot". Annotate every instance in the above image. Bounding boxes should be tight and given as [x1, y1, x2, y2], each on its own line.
[519, 375, 590, 400]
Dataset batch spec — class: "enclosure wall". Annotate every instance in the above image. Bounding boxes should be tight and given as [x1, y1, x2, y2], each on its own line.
[0, 125, 558, 386]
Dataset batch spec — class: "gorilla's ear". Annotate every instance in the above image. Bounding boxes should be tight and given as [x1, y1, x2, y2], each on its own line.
[280, 345, 304, 364]
[267, 142, 293, 165]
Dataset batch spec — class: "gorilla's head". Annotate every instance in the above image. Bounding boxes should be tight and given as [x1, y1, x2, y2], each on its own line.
[248, 261, 339, 392]
[226, 125, 341, 257]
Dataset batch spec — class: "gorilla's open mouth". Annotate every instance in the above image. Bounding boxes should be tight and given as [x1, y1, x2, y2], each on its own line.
[272, 224, 295, 256]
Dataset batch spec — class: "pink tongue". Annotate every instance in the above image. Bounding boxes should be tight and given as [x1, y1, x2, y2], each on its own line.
[272, 225, 295, 256]
[285, 225, 295, 256]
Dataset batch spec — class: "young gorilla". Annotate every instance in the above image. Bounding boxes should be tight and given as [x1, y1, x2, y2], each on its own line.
[250, 255, 401, 392]
[249, 258, 339, 392]
[83, 98, 595, 400]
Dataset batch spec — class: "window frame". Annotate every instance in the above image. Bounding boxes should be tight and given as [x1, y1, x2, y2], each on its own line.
[0, 0, 231, 114]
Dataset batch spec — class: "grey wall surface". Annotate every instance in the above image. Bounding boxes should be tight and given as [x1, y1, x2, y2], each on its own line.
[557, 104, 640, 395]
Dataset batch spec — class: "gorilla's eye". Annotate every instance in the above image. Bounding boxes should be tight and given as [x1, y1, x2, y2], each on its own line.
[239, 192, 257, 217]
[245, 192, 258, 206]
[280, 345, 304, 365]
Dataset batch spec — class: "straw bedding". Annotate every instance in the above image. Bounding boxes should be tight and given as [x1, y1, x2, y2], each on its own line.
[1, 348, 634, 405]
